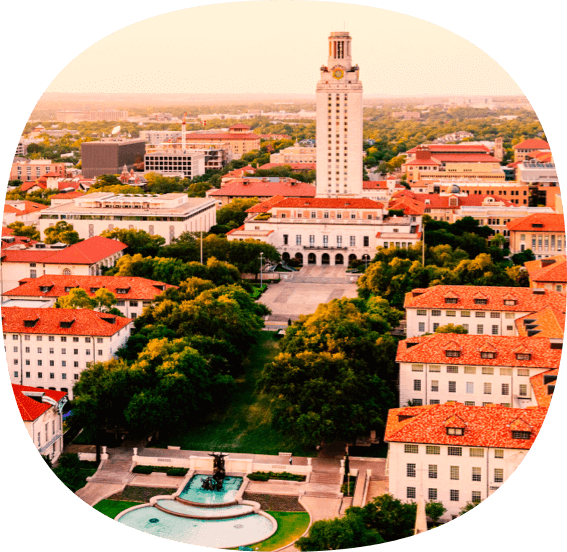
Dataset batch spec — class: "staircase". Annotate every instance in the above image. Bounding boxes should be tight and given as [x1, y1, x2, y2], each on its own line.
[304, 468, 342, 499]
[89, 450, 134, 485]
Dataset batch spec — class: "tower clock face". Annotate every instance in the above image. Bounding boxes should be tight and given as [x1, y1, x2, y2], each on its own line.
[333, 68, 344, 80]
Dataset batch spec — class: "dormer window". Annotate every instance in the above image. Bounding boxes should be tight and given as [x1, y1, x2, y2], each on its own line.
[445, 350, 461, 358]
[39, 286, 53, 293]
[447, 427, 464, 436]
[59, 320, 75, 329]
[474, 298, 488, 305]
[24, 318, 39, 328]
[516, 353, 531, 361]
[512, 431, 531, 440]
[90, 287, 99, 293]
[480, 352, 496, 359]
[504, 299, 517, 306]
[444, 298, 458, 304]
[64, 287, 73, 292]
[116, 288, 129, 294]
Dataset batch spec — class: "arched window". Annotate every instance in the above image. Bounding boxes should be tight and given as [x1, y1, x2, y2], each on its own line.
[62, 268, 71, 276]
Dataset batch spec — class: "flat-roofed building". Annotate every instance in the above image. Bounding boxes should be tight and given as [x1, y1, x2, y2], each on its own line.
[517, 160, 559, 208]
[513, 139, 550, 162]
[144, 149, 206, 179]
[3, 307, 133, 399]
[38, 193, 216, 245]
[81, 139, 146, 179]
[10, 159, 67, 182]
[270, 142, 317, 164]
[428, 181, 531, 206]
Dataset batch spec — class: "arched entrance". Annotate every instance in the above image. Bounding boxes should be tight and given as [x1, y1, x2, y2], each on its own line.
[335, 254, 344, 265]
[308, 253, 317, 265]
[282, 252, 291, 262]
[295, 252, 304, 264]
[322, 253, 330, 265]
[348, 254, 357, 263]
[362, 254, 371, 262]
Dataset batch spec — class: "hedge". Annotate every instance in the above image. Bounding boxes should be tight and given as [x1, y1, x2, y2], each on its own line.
[132, 465, 188, 476]
[248, 471, 305, 482]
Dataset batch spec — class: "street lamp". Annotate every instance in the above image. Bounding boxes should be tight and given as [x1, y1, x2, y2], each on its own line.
[259, 252, 264, 287]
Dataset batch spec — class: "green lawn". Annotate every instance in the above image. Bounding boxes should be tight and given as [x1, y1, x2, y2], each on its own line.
[151, 334, 315, 456]
[93, 499, 142, 519]
[255, 511, 310, 551]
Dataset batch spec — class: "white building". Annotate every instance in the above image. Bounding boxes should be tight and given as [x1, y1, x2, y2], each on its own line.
[316, 31, 363, 197]
[270, 142, 317, 164]
[12, 384, 68, 463]
[2, 275, 176, 320]
[37, 193, 217, 245]
[3, 307, 133, 399]
[385, 402, 548, 519]
[396, 333, 562, 408]
[404, 285, 566, 338]
[228, 197, 422, 266]
[140, 130, 182, 145]
[144, 149, 206, 179]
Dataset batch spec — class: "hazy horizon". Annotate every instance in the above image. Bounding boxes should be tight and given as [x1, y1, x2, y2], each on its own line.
[44, 2, 524, 97]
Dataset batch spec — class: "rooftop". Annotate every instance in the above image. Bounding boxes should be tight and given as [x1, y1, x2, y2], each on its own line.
[525, 256, 567, 284]
[506, 213, 565, 233]
[12, 384, 67, 422]
[513, 139, 550, 150]
[208, 179, 316, 198]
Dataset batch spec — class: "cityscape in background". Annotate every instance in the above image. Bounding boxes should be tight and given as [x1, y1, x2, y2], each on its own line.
[2, 21, 562, 552]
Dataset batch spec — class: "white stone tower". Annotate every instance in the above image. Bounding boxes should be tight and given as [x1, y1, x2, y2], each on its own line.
[316, 31, 363, 197]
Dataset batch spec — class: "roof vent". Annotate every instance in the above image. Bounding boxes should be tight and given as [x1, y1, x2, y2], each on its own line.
[527, 329, 541, 337]
[405, 342, 419, 349]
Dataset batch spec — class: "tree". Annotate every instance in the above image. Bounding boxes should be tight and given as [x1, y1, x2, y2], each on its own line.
[92, 288, 119, 313]
[92, 174, 121, 187]
[435, 324, 468, 334]
[44, 221, 80, 244]
[296, 513, 383, 551]
[56, 288, 95, 309]
[8, 179, 23, 187]
[216, 198, 259, 227]
[460, 501, 480, 515]
[100, 228, 166, 257]
[7, 221, 40, 240]
[144, 172, 186, 194]
[511, 249, 535, 265]
[425, 501, 447, 524]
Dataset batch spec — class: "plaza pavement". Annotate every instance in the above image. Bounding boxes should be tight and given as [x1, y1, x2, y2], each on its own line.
[260, 266, 359, 328]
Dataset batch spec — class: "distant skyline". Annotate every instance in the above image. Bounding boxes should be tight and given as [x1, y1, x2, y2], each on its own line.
[45, 2, 523, 98]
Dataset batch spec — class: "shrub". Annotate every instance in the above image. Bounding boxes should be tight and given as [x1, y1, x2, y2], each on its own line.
[133, 465, 154, 475]
[248, 471, 305, 482]
[167, 468, 189, 477]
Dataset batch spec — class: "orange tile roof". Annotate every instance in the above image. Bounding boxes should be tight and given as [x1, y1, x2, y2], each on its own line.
[525, 256, 567, 285]
[3, 275, 175, 301]
[246, 195, 286, 213]
[506, 213, 565, 233]
[515, 307, 565, 339]
[407, 144, 491, 154]
[513, 139, 550, 150]
[1, 236, 127, 265]
[385, 403, 548, 450]
[404, 285, 566, 313]
[51, 192, 85, 200]
[396, 334, 561, 369]
[209, 179, 315, 198]
[268, 198, 385, 210]
[529, 369, 558, 408]
[363, 181, 388, 189]
[2, 307, 132, 336]
[258, 163, 316, 171]
[184, 132, 260, 141]
[12, 384, 68, 422]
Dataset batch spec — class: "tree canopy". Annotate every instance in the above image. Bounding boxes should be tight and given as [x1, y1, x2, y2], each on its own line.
[43, 221, 80, 244]
[100, 228, 166, 257]
[216, 198, 259, 227]
[7, 221, 40, 240]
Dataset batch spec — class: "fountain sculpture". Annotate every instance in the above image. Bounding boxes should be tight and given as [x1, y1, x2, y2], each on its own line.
[201, 452, 228, 491]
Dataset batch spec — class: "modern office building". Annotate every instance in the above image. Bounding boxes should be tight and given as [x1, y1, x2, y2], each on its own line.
[81, 139, 146, 179]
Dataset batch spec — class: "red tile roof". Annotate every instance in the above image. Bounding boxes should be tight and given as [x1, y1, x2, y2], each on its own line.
[2, 227, 14, 236]
[3, 275, 175, 301]
[513, 139, 550, 150]
[407, 144, 491, 154]
[432, 153, 500, 163]
[385, 403, 548, 450]
[184, 132, 260, 142]
[525, 256, 567, 284]
[404, 285, 566, 313]
[1, 236, 127, 265]
[506, 213, 565, 233]
[12, 384, 67, 422]
[529, 369, 558, 408]
[209, 179, 316, 198]
[267, 198, 385, 210]
[363, 181, 388, 189]
[396, 334, 561, 369]
[51, 192, 85, 200]
[246, 195, 286, 213]
[2, 307, 132, 336]
[515, 307, 565, 339]
[5, 201, 49, 216]
[526, 150, 553, 163]
[258, 163, 316, 171]
[1, 236, 38, 250]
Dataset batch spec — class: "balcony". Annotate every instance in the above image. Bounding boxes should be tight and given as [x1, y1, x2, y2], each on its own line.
[303, 245, 348, 250]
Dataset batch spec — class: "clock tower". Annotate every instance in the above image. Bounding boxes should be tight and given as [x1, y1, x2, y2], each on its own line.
[316, 31, 363, 197]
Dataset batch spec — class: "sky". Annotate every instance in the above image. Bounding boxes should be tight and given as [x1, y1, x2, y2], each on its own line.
[45, 1, 523, 97]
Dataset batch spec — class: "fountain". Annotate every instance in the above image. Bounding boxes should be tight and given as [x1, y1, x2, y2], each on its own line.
[201, 452, 228, 491]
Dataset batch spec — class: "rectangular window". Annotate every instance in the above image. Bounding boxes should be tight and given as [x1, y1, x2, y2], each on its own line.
[472, 491, 482, 503]
[475, 312, 486, 318]
[492, 325, 499, 335]
[413, 380, 422, 391]
[461, 311, 470, 317]
[464, 366, 476, 374]
[431, 380, 439, 392]
[404, 444, 418, 454]
[450, 490, 459, 502]
[97, 338, 103, 344]
[477, 325, 484, 334]
[407, 464, 416, 478]
[450, 466, 459, 480]
[447, 366, 458, 374]
[428, 488, 438, 501]
[428, 465, 437, 479]
[482, 367, 494, 375]
[484, 383, 492, 394]
[283, 234, 289, 245]
[419, 322, 425, 332]
[296, 235, 302, 246]
[448, 447, 462, 456]
[448, 381, 456, 393]
[363, 236, 369, 247]
[519, 384, 528, 397]
[416, 309, 427, 316]
[501, 383, 510, 395]
[472, 467, 481, 482]
[470, 448, 484, 457]
[517, 369, 529, 377]
[61, 337, 66, 342]
[466, 382, 474, 394]
[494, 469, 504, 483]
[429, 365, 441, 373]
[494, 449, 504, 459]
[407, 487, 416, 499]
[411, 364, 424, 372]
[350, 236, 355, 246]
[432, 310, 441, 317]
[426, 446, 440, 455]
[446, 311, 456, 317]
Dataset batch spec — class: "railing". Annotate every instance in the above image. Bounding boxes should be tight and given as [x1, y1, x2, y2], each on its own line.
[303, 245, 348, 250]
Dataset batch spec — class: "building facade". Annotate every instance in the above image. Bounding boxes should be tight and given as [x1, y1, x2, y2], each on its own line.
[10, 160, 67, 182]
[507, 213, 566, 260]
[396, 333, 561, 408]
[3, 307, 133, 399]
[270, 143, 317, 164]
[144, 149, 206, 179]
[38, 193, 217, 245]
[81, 139, 146, 179]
